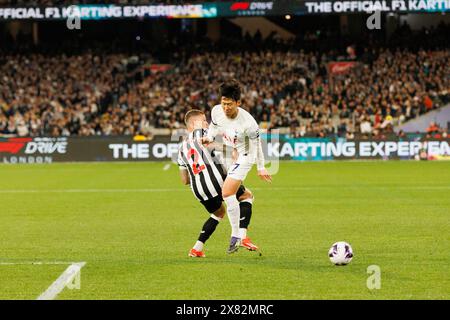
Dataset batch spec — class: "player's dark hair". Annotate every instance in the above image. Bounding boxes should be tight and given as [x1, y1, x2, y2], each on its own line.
[219, 79, 241, 102]
[184, 109, 205, 126]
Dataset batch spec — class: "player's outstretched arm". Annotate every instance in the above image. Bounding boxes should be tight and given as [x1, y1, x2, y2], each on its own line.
[257, 140, 271, 182]
[250, 125, 272, 183]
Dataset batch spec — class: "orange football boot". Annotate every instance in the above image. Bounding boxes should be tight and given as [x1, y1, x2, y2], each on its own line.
[241, 237, 259, 251]
[188, 248, 206, 258]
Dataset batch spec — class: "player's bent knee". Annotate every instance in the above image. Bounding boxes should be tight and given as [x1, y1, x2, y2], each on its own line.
[222, 190, 234, 199]
[222, 186, 236, 198]
[222, 178, 241, 198]
[214, 205, 226, 219]
[239, 189, 253, 201]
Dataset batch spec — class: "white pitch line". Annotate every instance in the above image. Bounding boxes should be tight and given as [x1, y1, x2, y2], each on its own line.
[36, 262, 86, 301]
[0, 186, 449, 193]
[0, 261, 81, 266]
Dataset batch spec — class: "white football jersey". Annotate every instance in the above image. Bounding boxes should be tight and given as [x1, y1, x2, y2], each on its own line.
[207, 104, 265, 170]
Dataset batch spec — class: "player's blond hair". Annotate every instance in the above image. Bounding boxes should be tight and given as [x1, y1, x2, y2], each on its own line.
[184, 109, 205, 126]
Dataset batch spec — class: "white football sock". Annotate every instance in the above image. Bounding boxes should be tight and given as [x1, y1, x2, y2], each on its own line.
[193, 241, 204, 252]
[239, 228, 247, 240]
[223, 195, 241, 238]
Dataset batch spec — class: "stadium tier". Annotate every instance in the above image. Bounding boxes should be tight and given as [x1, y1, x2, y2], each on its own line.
[1, 23, 449, 138]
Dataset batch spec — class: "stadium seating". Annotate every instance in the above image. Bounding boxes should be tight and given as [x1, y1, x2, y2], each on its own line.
[0, 21, 448, 138]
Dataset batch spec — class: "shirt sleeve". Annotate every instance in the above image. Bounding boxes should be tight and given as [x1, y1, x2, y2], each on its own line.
[247, 122, 265, 171]
[177, 147, 187, 170]
[206, 107, 220, 142]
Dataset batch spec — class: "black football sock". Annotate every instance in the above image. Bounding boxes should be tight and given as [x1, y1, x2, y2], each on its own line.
[198, 216, 220, 244]
[239, 201, 253, 229]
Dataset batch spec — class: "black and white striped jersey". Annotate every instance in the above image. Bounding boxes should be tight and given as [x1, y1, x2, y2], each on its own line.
[178, 132, 228, 202]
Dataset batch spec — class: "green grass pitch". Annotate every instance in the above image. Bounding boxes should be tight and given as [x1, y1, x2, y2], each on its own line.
[0, 161, 449, 300]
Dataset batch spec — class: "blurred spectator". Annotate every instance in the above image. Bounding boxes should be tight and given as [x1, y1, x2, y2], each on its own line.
[426, 122, 440, 134]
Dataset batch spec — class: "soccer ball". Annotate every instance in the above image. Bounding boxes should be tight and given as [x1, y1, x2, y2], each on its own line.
[328, 241, 353, 266]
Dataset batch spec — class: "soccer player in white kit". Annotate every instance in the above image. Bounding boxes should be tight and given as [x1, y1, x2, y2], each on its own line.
[203, 80, 272, 253]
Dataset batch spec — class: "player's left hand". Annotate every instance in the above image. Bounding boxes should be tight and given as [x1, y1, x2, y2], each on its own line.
[257, 169, 272, 183]
[200, 137, 212, 146]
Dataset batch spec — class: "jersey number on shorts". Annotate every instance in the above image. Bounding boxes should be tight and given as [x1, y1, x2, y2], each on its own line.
[188, 148, 206, 175]
[230, 163, 240, 173]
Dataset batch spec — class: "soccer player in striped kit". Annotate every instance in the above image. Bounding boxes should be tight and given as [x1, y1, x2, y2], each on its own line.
[178, 109, 258, 257]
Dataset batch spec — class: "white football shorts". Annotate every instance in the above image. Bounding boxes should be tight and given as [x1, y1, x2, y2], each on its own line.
[227, 158, 254, 181]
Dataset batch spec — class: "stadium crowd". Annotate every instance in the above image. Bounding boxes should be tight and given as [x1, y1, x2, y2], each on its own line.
[0, 23, 449, 138]
[0, 50, 149, 136]
[105, 47, 449, 138]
